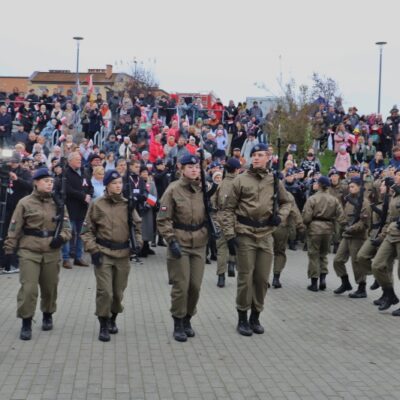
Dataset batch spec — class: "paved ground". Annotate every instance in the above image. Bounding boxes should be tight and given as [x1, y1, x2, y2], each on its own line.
[1, 248, 400, 400]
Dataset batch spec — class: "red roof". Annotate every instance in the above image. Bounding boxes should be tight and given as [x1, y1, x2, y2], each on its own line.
[30, 71, 119, 84]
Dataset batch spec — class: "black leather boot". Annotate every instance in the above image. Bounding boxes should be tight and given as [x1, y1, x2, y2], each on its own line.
[157, 236, 167, 247]
[42, 312, 53, 331]
[288, 240, 297, 251]
[173, 317, 187, 342]
[349, 282, 367, 298]
[217, 273, 225, 288]
[108, 313, 118, 334]
[227, 261, 236, 277]
[378, 287, 399, 311]
[272, 273, 282, 289]
[249, 310, 264, 334]
[332, 243, 339, 254]
[20, 318, 32, 341]
[307, 278, 318, 292]
[237, 310, 252, 336]
[373, 292, 385, 306]
[370, 280, 380, 290]
[183, 315, 195, 337]
[333, 275, 352, 294]
[392, 308, 400, 316]
[98, 317, 110, 342]
[319, 273, 327, 291]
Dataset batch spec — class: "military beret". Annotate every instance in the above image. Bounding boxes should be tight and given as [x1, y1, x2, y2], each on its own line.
[210, 161, 221, 169]
[88, 153, 101, 163]
[214, 149, 226, 159]
[328, 167, 339, 177]
[347, 165, 359, 173]
[10, 152, 21, 163]
[318, 176, 331, 187]
[250, 143, 268, 156]
[180, 154, 199, 165]
[155, 159, 164, 165]
[225, 157, 241, 170]
[33, 167, 52, 180]
[373, 167, 384, 178]
[350, 176, 362, 185]
[103, 169, 121, 186]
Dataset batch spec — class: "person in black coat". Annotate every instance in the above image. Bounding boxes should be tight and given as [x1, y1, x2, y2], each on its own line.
[0, 104, 12, 147]
[88, 104, 103, 140]
[60, 152, 93, 269]
[1, 153, 33, 272]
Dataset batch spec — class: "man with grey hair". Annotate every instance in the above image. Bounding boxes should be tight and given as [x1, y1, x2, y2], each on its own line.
[60, 152, 93, 269]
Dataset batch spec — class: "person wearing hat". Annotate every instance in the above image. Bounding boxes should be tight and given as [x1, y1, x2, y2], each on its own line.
[371, 168, 400, 315]
[1, 152, 33, 273]
[157, 154, 209, 342]
[221, 143, 292, 336]
[84, 153, 102, 180]
[302, 176, 345, 291]
[213, 158, 241, 288]
[328, 168, 346, 253]
[81, 169, 142, 342]
[357, 177, 395, 301]
[3, 168, 72, 340]
[333, 176, 371, 298]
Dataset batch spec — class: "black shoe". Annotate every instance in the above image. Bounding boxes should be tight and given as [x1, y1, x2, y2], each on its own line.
[249, 310, 264, 334]
[147, 248, 156, 255]
[288, 240, 297, 251]
[334, 275, 352, 294]
[157, 238, 167, 247]
[108, 313, 118, 334]
[392, 308, 400, 316]
[42, 312, 53, 331]
[307, 278, 318, 292]
[151, 241, 157, 247]
[227, 261, 236, 277]
[332, 243, 339, 254]
[206, 258, 211, 265]
[349, 282, 367, 298]
[378, 287, 400, 311]
[373, 293, 385, 306]
[370, 280, 380, 290]
[98, 317, 111, 342]
[303, 242, 308, 251]
[237, 310, 253, 336]
[173, 317, 187, 342]
[217, 273, 225, 288]
[183, 315, 195, 337]
[319, 273, 327, 291]
[272, 273, 282, 289]
[210, 254, 217, 261]
[168, 278, 173, 285]
[20, 318, 32, 341]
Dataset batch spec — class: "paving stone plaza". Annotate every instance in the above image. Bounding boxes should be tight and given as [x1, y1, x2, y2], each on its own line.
[1, 249, 400, 400]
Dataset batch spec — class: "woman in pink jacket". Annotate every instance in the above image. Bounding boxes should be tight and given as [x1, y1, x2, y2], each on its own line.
[334, 144, 351, 177]
[334, 123, 349, 153]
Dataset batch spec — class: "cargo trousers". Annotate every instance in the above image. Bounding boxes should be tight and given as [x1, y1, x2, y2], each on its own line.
[307, 234, 330, 278]
[371, 238, 398, 288]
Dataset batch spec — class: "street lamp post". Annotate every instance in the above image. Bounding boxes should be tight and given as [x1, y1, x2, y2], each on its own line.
[375, 41, 387, 114]
[73, 36, 84, 93]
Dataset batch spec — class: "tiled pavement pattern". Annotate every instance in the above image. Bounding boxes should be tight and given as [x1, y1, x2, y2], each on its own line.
[1, 249, 400, 400]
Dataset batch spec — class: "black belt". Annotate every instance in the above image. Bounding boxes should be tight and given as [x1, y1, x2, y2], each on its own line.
[96, 238, 130, 250]
[23, 229, 55, 238]
[313, 217, 333, 222]
[173, 221, 207, 231]
[237, 215, 271, 228]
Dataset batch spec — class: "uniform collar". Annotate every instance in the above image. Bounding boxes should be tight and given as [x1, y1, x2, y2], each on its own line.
[180, 176, 201, 191]
[248, 165, 269, 178]
[104, 192, 127, 203]
[33, 188, 53, 201]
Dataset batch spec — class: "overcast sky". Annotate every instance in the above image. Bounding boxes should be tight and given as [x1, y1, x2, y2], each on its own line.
[1, 0, 399, 114]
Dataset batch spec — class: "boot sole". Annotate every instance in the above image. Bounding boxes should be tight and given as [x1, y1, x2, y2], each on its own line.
[237, 328, 253, 336]
[99, 336, 111, 342]
[173, 335, 187, 342]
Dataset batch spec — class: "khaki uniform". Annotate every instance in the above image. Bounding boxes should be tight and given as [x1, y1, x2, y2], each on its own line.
[333, 195, 371, 284]
[157, 176, 208, 318]
[371, 190, 400, 288]
[273, 193, 304, 274]
[221, 167, 291, 312]
[214, 172, 236, 275]
[328, 183, 346, 246]
[302, 190, 345, 278]
[81, 192, 142, 317]
[4, 189, 72, 319]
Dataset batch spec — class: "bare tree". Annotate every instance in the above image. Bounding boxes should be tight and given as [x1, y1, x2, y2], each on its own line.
[124, 59, 160, 99]
[311, 72, 341, 105]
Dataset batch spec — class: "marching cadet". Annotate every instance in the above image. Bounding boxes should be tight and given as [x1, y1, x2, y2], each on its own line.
[328, 168, 345, 253]
[333, 176, 371, 298]
[272, 192, 304, 288]
[3, 168, 71, 340]
[221, 143, 291, 336]
[214, 157, 241, 288]
[157, 154, 208, 342]
[81, 170, 142, 342]
[302, 176, 345, 291]
[371, 168, 400, 315]
[357, 177, 394, 305]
